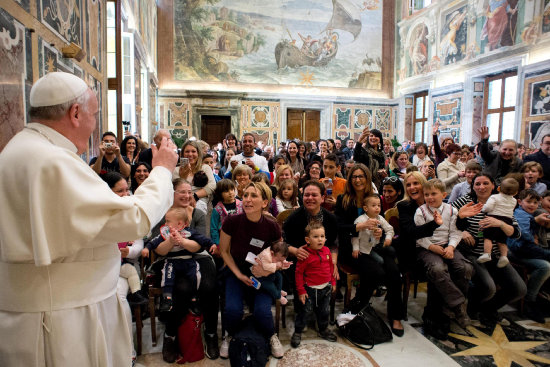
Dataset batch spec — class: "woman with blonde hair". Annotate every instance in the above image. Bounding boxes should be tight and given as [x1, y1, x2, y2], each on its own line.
[176, 140, 216, 210]
[273, 164, 295, 190]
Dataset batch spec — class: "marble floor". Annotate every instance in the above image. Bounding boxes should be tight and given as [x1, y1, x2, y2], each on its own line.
[134, 284, 550, 367]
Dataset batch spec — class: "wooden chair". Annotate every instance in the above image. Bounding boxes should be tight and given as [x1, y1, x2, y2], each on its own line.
[145, 253, 164, 347]
[276, 209, 294, 229]
[339, 262, 360, 309]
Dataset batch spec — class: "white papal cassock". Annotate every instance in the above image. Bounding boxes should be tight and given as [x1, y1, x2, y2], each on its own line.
[0, 123, 174, 367]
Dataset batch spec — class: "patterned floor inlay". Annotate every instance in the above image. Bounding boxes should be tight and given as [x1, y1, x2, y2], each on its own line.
[271, 340, 373, 367]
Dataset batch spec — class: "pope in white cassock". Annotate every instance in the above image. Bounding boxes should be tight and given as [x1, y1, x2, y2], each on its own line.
[0, 72, 178, 366]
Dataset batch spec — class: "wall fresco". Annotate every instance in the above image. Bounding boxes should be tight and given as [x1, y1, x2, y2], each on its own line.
[173, 0, 383, 89]
[440, 5, 467, 65]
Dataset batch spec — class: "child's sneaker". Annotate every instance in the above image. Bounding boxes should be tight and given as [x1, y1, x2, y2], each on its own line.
[159, 296, 173, 313]
[497, 255, 509, 268]
[219, 336, 230, 359]
[477, 253, 491, 263]
[270, 334, 284, 358]
[280, 296, 288, 305]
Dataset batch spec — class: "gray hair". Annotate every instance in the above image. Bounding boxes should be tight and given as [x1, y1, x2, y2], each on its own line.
[29, 92, 90, 121]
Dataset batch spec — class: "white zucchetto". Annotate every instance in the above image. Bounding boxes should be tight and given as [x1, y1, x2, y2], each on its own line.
[30, 72, 89, 107]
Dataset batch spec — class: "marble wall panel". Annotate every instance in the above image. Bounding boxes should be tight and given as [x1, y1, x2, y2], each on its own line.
[241, 101, 280, 146]
[85, 0, 102, 71]
[40, 0, 83, 45]
[86, 74, 102, 160]
[15, 0, 31, 12]
[0, 9, 32, 152]
[333, 104, 395, 143]
[432, 92, 463, 144]
[521, 71, 550, 147]
[38, 38, 83, 77]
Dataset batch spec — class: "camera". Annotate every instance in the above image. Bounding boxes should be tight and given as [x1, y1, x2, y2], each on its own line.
[180, 157, 189, 166]
[104, 142, 113, 148]
[241, 160, 246, 165]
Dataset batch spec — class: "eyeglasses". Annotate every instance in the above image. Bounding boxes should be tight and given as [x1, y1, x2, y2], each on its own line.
[351, 175, 366, 180]
[175, 190, 190, 195]
[309, 166, 321, 171]
[382, 176, 399, 184]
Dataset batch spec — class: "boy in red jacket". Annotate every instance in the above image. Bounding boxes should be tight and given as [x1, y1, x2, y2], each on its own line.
[291, 222, 337, 348]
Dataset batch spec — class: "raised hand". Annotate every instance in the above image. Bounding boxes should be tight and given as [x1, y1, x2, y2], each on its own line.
[477, 126, 489, 140]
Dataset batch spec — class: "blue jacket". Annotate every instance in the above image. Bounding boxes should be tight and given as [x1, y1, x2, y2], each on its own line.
[507, 207, 535, 252]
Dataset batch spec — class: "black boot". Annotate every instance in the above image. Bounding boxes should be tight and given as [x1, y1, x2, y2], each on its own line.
[204, 333, 219, 359]
[127, 290, 148, 306]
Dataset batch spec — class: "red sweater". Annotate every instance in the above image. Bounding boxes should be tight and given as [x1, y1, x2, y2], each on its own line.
[295, 246, 335, 296]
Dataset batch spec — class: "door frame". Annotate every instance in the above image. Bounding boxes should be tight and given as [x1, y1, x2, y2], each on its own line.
[280, 100, 332, 141]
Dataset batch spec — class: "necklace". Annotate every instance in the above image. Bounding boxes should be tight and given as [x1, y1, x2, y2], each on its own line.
[25, 126, 55, 145]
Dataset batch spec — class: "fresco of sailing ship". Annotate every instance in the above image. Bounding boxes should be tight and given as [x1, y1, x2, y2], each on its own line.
[275, 0, 362, 69]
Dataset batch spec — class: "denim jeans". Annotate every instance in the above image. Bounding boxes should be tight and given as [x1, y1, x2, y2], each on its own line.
[224, 273, 274, 337]
[509, 254, 550, 302]
[257, 272, 283, 302]
[294, 284, 332, 334]
[465, 254, 527, 315]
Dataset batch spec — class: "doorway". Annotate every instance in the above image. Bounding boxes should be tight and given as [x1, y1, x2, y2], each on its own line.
[287, 109, 320, 142]
[201, 115, 231, 148]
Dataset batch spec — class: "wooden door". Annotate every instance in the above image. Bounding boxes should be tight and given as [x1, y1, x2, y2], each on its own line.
[287, 109, 320, 141]
[305, 110, 320, 142]
[201, 115, 230, 147]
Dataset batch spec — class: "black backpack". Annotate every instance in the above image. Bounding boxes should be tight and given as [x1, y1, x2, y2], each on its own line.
[228, 317, 270, 367]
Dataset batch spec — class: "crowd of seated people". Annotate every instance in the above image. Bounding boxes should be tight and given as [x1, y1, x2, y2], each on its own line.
[92, 126, 550, 364]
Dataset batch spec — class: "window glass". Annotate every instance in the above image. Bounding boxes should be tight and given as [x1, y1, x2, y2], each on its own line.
[501, 111, 515, 140]
[486, 113, 500, 139]
[503, 75, 517, 108]
[416, 96, 424, 119]
[415, 122, 422, 142]
[107, 90, 117, 134]
[487, 79, 502, 109]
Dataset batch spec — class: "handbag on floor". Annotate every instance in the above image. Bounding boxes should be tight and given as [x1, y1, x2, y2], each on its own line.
[339, 303, 392, 350]
[177, 312, 205, 364]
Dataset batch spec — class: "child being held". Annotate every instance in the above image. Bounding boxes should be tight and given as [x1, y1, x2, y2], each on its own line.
[275, 178, 300, 213]
[250, 241, 292, 305]
[292, 222, 337, 348]
[118, 241, 148, 305]
[352, 194, 394, 262]
[142, 207, 213, 313]
[477, 177, 519, 267]
[414, 179, 473, 328]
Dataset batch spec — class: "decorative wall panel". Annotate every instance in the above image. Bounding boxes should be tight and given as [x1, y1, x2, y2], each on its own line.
[432, 92, 462, 144]
[40, 0, 83, 45]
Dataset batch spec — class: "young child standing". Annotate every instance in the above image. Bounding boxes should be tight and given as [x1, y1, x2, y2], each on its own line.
[210, 179, 243, 250]
[142, 207, 213, 313]
[275, 178, 299, 213]
[414, 179, 473, 328]
[477, 177, 519, 267]
[352, 194, 394, 261]
[508, 189, 550, 323]
[250, 241, 292, 305]
[292, 222, 337, 348]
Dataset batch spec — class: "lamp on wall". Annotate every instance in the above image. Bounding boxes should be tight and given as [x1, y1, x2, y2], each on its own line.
[62, 42, 86, 62]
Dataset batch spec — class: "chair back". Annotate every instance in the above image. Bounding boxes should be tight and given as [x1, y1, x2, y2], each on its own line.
[384, 207, 400, 237]
[276, 209, 294, 229]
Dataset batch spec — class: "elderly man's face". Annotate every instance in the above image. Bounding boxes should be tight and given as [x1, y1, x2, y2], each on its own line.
[78, 90, 99, 153]
[153, 130, 171, 146]
[334, 139, 342, 150]
[499, 142, 517, 161]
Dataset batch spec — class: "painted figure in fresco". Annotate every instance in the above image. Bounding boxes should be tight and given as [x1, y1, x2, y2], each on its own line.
[480, 0, 518, 51]
[361, 0, 379, 11]
[298, 33, 318, 56]
[409, 24, 428, 75]
[440, 10, 467, 63]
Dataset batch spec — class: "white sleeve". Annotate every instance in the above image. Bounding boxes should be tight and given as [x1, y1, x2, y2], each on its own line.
[127, 238, 144, 260]
[414, 207, 432, 250]
[379, 216, 394, 241]
[448, 207, 462, 248]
